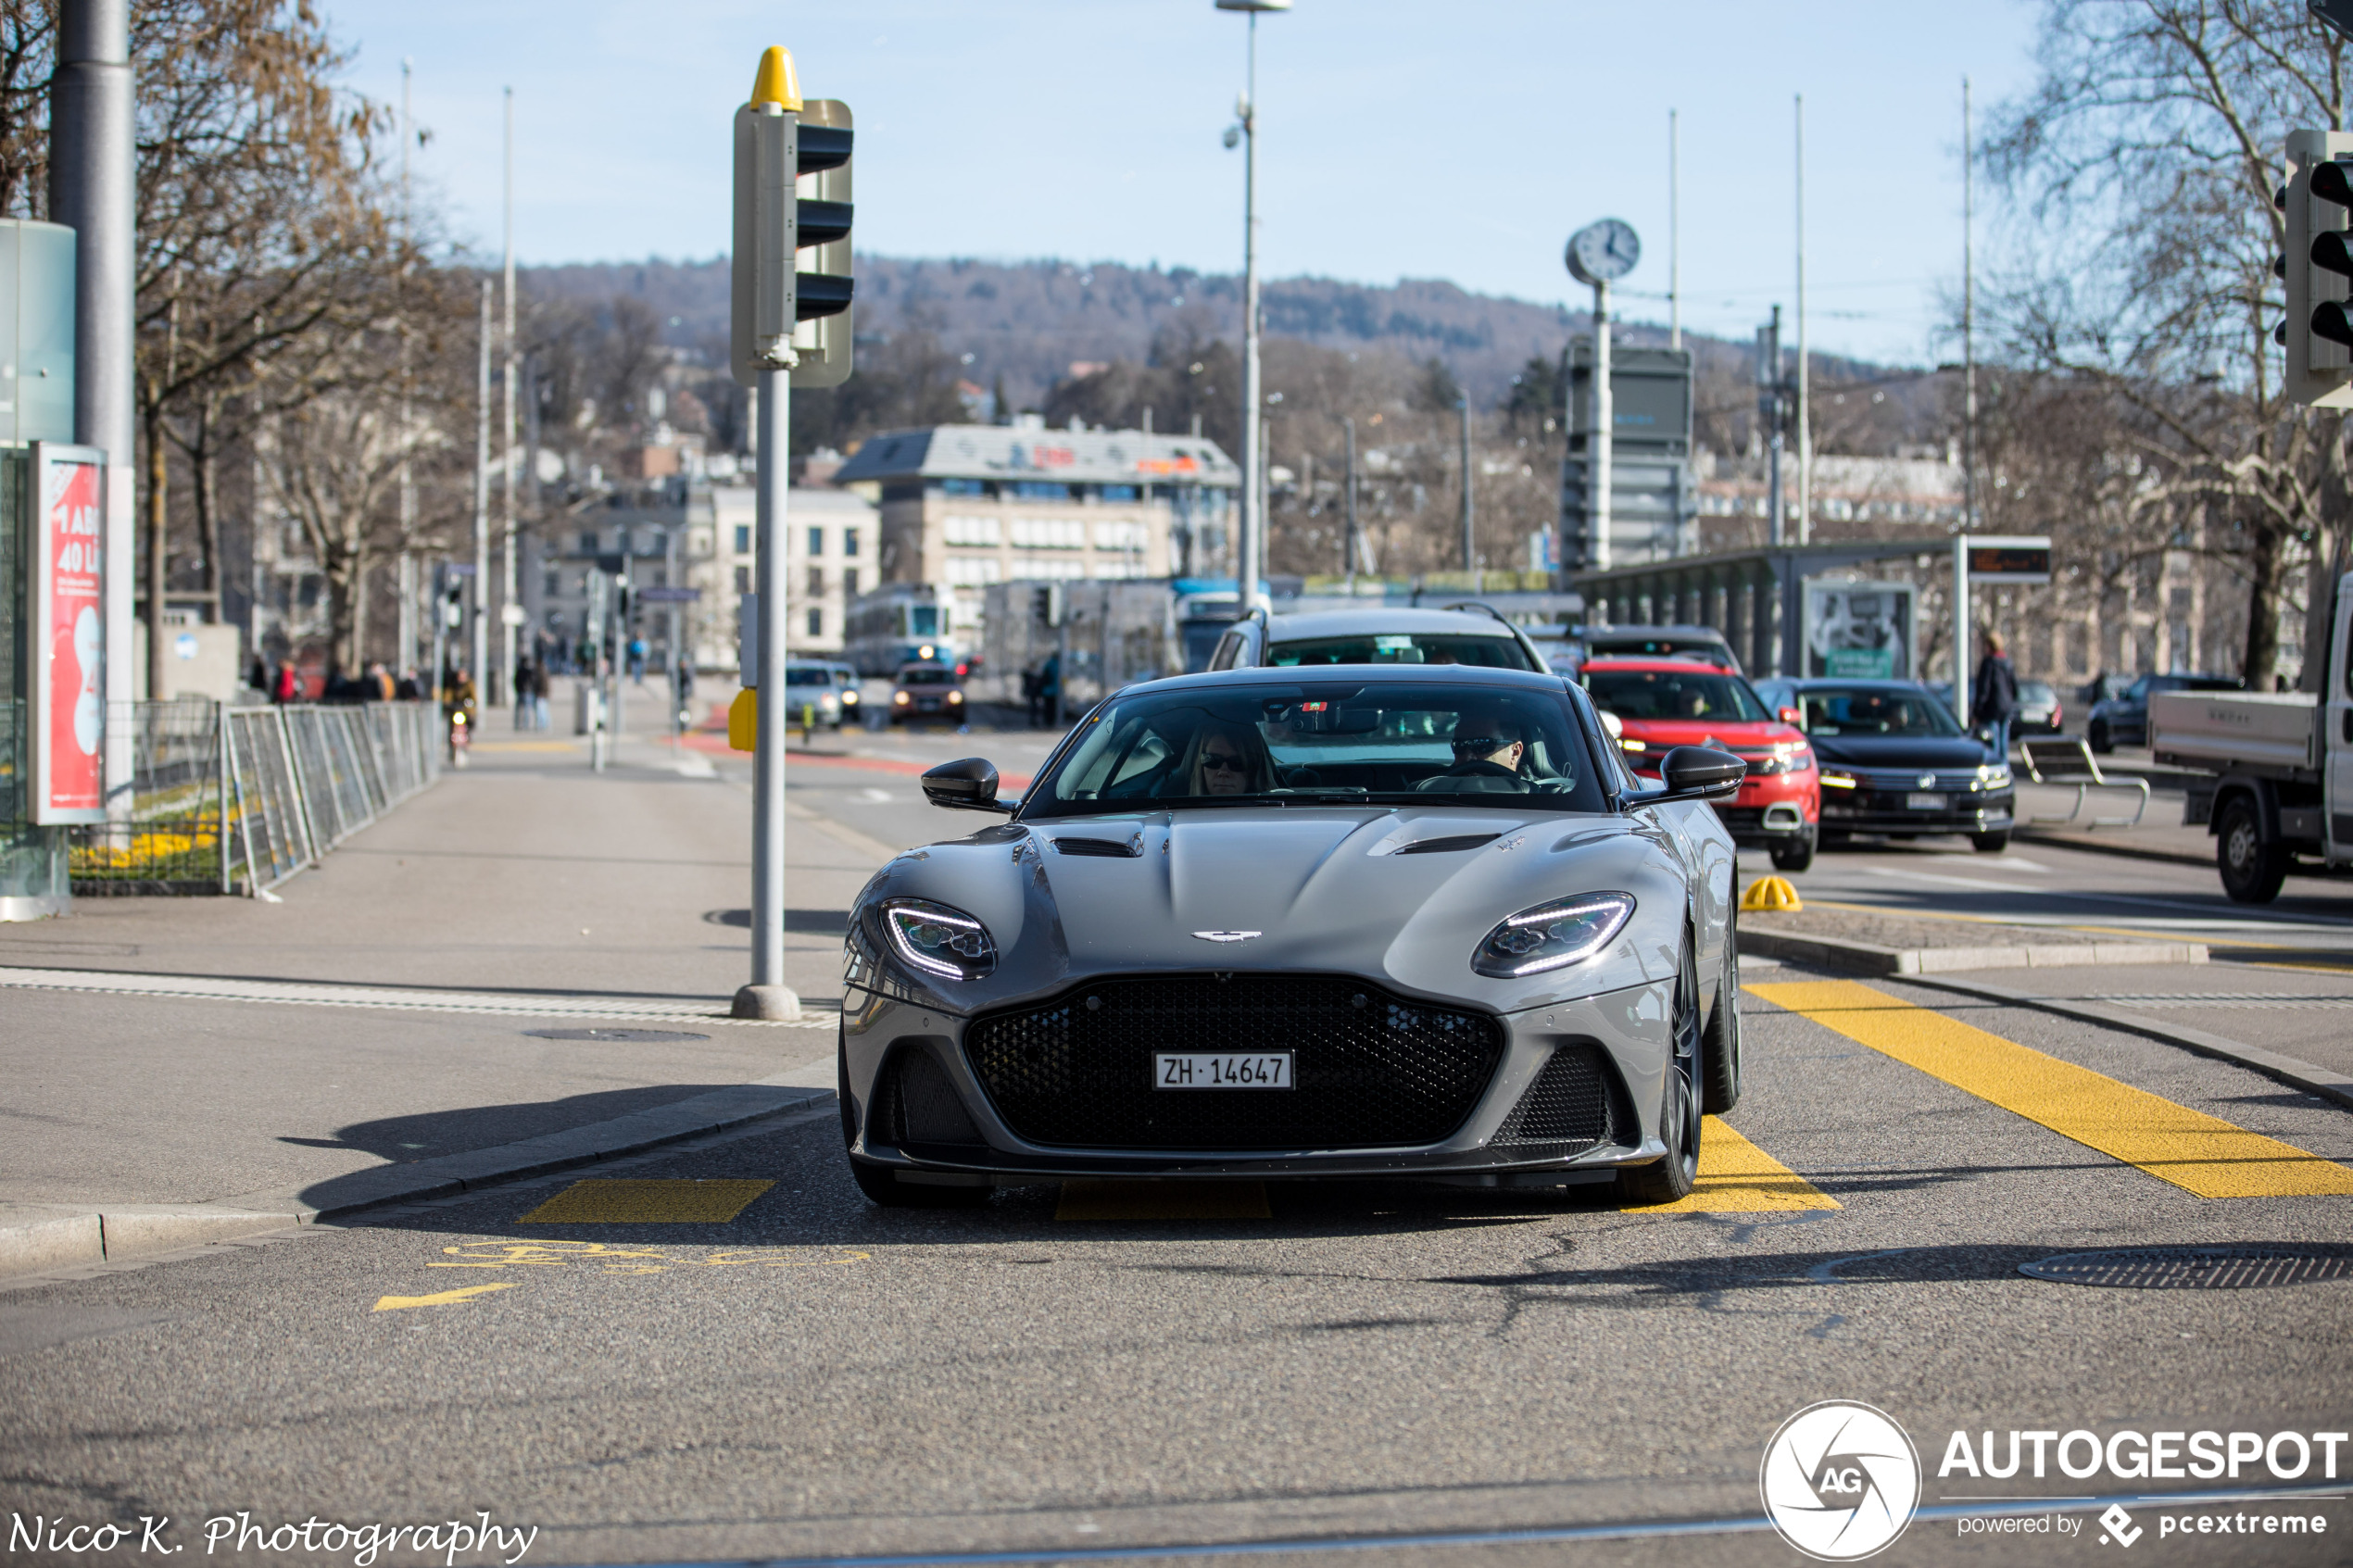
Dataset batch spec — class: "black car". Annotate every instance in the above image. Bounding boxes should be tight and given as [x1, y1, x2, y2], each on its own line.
[1752, 678, 2015, 852]
[2086, 672, 2241, 752]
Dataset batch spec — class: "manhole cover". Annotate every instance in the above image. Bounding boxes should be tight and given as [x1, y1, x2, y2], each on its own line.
[523, 1027, 711, 1043]
[2020, 1246, 2353, 1289]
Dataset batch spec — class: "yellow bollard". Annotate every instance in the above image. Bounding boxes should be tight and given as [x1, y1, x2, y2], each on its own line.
[1740, 875, 1803, 913]
[728, 688, 757, 752]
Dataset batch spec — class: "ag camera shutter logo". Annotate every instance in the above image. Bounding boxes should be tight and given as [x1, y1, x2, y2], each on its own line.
[1760, 1400, 1922, 1561]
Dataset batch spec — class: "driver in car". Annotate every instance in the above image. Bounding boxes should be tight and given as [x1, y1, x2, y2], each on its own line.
[1417, 709, 1530, 793]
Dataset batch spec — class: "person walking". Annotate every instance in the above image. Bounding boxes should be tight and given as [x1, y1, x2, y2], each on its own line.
[627, 636, 648, 684]
[1038, 650, 1062, 730]
[513, 653, 535, 729]
[273, 660, 300, 705]
[1972, 632, 2020, 764]
[673, 659, 696, 734]
[531, 659, 552, 731]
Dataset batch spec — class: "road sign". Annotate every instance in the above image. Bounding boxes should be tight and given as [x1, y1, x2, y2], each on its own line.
[1964, 535, 2052, 583]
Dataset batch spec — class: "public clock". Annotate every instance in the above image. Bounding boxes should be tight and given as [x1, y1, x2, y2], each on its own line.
[1566, 219, 1642, 285]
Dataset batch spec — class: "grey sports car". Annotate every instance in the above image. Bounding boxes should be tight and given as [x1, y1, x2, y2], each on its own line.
[837, 665, 1748, 1208]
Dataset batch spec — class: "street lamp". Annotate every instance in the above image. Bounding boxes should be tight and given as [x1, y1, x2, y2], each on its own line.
[1216, 0, 1288, 613]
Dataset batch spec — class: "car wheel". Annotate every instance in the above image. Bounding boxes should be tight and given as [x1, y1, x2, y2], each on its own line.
[1768, 830, 1815, 873]
[1700, 922, 1743, 1115]
[1970, 831, 2010, 853]
[1618, 939, 1704, 1204]
[2217, 797, 2288, 905]
[2088, 721, 2112, 755]
[840, 1035, 992, 1209]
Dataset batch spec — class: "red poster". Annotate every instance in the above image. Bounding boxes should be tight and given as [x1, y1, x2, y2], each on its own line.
[31, 447, 106, 823]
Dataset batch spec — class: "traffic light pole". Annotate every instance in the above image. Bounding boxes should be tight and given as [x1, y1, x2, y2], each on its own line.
[735, 363, 800, 1021]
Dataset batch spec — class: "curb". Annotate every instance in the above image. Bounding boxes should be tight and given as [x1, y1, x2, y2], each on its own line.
[1741, 929, 2208, 975]
[0, 1064, 839, 1285]
[1893, 973, 2353, 1113]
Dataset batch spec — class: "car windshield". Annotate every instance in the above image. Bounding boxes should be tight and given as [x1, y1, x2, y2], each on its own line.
[2020, 682, 2056, 703]
[1026, 681, 1608, 818]
[1583, 669, 1768, 723]
[900, 668, 955, 687]
[1797, 686, 1962, 736]
[785, 666, 833, 686]
[1585, 635, 1734, 665]
[1269, 633, 1533, 671]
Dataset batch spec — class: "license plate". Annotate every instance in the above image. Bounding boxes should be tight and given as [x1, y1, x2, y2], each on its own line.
[1155, 1052, 1292, 1089]
[1906, 792, 1948, 810]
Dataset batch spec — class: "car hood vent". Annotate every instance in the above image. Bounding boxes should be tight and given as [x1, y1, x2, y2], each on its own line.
[1053, 834, 1142, 859]
[1395, 834, 1502, 856]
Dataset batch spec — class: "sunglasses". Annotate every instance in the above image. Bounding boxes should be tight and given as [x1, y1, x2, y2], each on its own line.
[1450, 735, 1516, 753]
[1202, 752, 1248, 772]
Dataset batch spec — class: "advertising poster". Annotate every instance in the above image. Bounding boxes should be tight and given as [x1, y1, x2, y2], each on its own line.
[31, 443, 107, 824]
[1803, 576, 1916, 680]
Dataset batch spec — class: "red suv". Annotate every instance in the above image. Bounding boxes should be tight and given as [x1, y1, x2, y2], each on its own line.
[1581, 658, 1820, 872]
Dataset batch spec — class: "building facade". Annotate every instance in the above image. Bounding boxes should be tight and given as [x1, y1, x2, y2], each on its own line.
[682, 483, 879, 670]
[832, 418, 1238, 649]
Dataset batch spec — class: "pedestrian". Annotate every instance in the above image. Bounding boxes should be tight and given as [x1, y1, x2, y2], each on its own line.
[531, 659, 553, 730]
[673, 659, 696, 732]
[514, 653, 535, 729]
[1972, 632, 2019, 764]
[1038, 651, 1062, 729]
[273, 660, 299, 705]
[628, 636, 648, 684]
[366, 661, 396, 702]
[1021, 668, 1040, 728]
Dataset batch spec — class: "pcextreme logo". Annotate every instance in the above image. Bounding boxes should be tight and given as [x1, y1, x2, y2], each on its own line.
[1760, 1400, 1923, 1561]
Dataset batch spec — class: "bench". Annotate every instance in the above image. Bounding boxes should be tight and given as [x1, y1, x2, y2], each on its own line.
[2016, 736, 2149, 829]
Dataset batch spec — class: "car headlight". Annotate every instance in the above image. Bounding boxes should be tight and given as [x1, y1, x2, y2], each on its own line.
[1976, 763, 2011, 789]
[1472, 893, 1636, 978]
[893, 690, 911, 705]
[839, 689, 860, 704]
[1819, 770, 1857, 789]
[1750, 744, 1814, 776]
[947, 690, 964, 703]
[879, 898, 997, 981]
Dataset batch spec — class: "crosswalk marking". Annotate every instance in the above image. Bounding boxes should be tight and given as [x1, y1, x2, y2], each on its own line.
[1626, 1117, 1842, 1212]
[1748, 979, 2353, 1198]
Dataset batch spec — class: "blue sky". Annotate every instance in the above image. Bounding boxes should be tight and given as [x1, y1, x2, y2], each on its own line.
[326, 1, 2045, 366]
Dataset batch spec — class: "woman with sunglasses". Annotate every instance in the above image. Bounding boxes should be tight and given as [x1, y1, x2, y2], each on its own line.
[1183, 719, 1273, 797]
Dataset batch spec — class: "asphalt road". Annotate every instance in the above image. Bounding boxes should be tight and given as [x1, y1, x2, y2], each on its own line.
[5, 718, 2353, 1567]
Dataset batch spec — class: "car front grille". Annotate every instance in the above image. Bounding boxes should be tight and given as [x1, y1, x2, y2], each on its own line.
[964, 974, 1504, 1150]
[1491, 1042, 1634, 1157]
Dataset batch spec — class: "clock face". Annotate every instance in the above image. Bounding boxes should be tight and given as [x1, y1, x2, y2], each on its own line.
[1566, 219, 1641, 284]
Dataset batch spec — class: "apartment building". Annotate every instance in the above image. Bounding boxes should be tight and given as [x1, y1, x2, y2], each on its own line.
[831, 417, 1237, 647]
[683, 483, 879, 668]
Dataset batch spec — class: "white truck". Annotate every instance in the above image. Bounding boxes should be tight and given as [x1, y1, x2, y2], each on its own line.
[2150, 572, 2353, 903]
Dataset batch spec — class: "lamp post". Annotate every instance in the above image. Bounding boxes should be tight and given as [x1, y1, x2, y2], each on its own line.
[1216, 0, 1289, 613]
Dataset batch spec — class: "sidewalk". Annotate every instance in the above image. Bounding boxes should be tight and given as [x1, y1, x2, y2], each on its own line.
[0, 684, 918, 1276]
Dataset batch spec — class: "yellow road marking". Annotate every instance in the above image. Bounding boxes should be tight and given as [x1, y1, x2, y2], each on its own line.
[372, 1283, 519, 1311]
[1056, 1180, 1272, 1221]
[1624, 1116, 1841, 1212]
[518, 1179, 774, 1224]
[1749, 979, 2353, 1198]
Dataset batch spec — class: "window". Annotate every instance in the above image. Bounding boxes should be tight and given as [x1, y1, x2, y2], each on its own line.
[543, 571, 560, 599]
[735, 525, 751, 555]
[734, 566, 751, 594]
[806, 526, 824, 557]
[844, 528, 860, 558]
[943, 515, 1002, 546]
[579, 530, 599, 554]
[843, 568, 860, 597]
[1012, 481, 1073, 500]
[940, 477, 987, 496]
[807, 565, 824, 596]
[807, 608, 823, 637]
[1100, 483, 1139, 503]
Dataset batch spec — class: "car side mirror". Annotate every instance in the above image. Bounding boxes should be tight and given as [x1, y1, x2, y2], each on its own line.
[1779, 706, 1805, 728]
[923, 757, 1015, 814]
[1637, 745, 1747, 806]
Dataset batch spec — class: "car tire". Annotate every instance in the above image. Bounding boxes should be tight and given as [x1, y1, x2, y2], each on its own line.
[2088, 721, 2112, 755]
[840, 1034, 993, 1209]
[1618, 939, 1704, 1205]
[2218, 797, 2289, 906]
[1970, 831, 2010, 853]
[1768, 830, 1815, 873]
[1700, 922, 1743, 1115]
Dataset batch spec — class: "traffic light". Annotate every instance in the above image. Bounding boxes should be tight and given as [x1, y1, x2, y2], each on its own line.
[731, 47, 855, 388]
[2280, 129, 2353, 408]
[1032, 584, 1065, 629]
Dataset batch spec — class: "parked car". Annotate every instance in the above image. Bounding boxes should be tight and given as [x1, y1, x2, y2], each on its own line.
[1752, 678, 2015, 852]
[1924, 677, 2061, 739]
[1583, 658, 1819, 872]
[1578, 624, 1743, 673]
[829, 661, 865, 723]
[890, 662, 967, 723]
[1208, 606, 1546, 672]
[782, 662, 845, 730]
[842, 665, 1747, 1209]
[2087, 672, 2244, 752]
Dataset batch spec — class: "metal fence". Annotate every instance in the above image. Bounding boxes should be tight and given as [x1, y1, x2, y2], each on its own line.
[69, 700, 441, 897]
